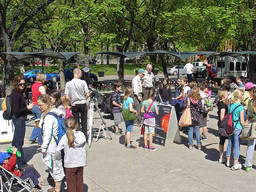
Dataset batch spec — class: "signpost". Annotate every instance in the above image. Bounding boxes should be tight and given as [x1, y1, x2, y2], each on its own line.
[153, 104, 181, 146]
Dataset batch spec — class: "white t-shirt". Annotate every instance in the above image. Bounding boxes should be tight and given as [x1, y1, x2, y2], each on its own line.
[184, 63, 194, 74]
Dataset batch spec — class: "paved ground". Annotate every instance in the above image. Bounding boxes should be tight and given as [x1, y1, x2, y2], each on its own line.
[0, 75, 255, 192]
[1, 106, 255, 192]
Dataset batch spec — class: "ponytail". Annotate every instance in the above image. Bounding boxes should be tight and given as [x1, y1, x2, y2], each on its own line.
[64, 117, 78, 147]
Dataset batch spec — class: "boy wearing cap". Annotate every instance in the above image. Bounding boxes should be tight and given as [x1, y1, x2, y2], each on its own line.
[132, 69, 144, 124]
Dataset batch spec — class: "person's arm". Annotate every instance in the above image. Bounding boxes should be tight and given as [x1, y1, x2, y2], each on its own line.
[129, 102, 137, 115]
[55, 136, 66, 160]
[240, 109, 245, 126]
[39, 85, 46, 94]
[41, 115, 56, 153]
[3, 154, 17, 172]
[132, 78, 139, 96]
[141, 103, 145, 114]
[154, 103, 159, 115]
[112, 94, 122, 109]
[220, 108, 226, 121]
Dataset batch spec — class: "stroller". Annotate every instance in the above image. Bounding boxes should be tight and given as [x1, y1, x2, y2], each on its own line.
[0, 165, 35, 192]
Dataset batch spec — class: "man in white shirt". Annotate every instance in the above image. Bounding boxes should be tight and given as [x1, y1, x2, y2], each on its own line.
[142, 64, 155, 99]
[184, 62, 194, 83]
[132, 69, 144, 124]
[65, 68, 90, 141]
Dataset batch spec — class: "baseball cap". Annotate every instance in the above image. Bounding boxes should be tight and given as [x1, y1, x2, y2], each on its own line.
[137, 69, 145, 74]
[245, 82, 256, 90]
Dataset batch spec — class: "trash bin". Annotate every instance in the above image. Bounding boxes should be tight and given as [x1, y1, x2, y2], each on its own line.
[98, 71, 104, 77]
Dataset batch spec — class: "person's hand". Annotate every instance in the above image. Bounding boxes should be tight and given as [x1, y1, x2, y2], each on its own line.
[11, 147, 17, 153]
[27, 103, 33, 110]
[41, 152, 47, 157]
[138, 96, 142, 102]
[134, 110, 138, 116]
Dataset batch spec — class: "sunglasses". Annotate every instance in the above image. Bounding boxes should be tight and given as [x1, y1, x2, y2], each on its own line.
[19, 83, 26, 86]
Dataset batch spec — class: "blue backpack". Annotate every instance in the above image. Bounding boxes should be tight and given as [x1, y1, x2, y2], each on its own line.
[46, 112, 66, 144]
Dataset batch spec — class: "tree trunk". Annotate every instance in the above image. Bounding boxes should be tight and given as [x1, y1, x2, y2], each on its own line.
[57, 59, 66, 90]
[160, 55, 168, 77]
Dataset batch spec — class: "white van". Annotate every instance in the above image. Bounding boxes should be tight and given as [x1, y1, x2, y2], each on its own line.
[192, 61, 206, 73]
[215, 56, 247, 77]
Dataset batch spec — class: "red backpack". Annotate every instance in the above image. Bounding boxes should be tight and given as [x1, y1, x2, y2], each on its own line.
[218, 104, 241, 137]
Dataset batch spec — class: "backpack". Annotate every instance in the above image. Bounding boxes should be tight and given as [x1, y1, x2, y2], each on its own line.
[2, 96, 13, 120]
[46, 112, 66, 144]
[65, 108, 74, 119]
[218, 104, 241, 137]
[102, 93, 114, 114]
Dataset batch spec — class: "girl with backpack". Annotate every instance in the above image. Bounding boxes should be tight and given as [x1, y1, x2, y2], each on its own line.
[226, 89, 245, 170]
[217, 90, 229, 163]
[37, 94, 65, 192]
[55, 117, 87, 192]
[141, 88, 159, 151]
[183, 87, 203, 150]
[122, 87, 137, 149]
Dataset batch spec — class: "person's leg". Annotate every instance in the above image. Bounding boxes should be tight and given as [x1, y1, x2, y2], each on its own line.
[126, 131, 131, 146]
[76, 167, 84, 192]
[30, 126, 39, 141]
[65, 168, 76, 192]
[12, 116, 26, 168]
[233, 129, 241, 166]
[226, 135, 233, 166]
[144, 126, 148, 148]
[80, 104, 88, 140]
[245, 139, 256, 168]
[149, 133, 153, 147]
[195, 125, 201, 148]
[134, 96, 141, 124]
[219, 136, 226, 162]
[188, 126, 194, 147]
[30, 105, 42, 142]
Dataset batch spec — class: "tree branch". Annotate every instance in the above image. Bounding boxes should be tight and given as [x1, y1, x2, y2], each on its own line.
[13, 0, 56, 42]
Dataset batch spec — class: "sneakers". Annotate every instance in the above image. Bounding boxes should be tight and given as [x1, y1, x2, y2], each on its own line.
[144, 145, 148, 150]
[201, 135, 207, 141]
[245, 166, 252, 172]
[226, 161, 231, 167]
[188, 145, 193, 150]
[231, 163, 242, 171]
[197, 145, 201, 150]
[127, 145, 137, 149]
[148, 146, 157, 151]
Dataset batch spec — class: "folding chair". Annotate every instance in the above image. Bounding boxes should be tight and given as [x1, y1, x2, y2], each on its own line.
[0, 165, 33, 192]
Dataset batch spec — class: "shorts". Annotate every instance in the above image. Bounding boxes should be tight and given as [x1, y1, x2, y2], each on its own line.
[125, 120, 134, 132]
[200, 113, 207, 127]
[144, 125, 155, 134]
[113, 112, 124, 125]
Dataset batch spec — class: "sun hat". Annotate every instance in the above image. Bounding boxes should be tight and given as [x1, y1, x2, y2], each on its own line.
[245, 82, 256, 90]
[0, 152, 11, 165]
[137, 69, 145, 74]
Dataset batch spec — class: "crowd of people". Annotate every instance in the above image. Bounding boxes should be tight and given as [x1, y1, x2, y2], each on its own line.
[1, 63, 256, 191]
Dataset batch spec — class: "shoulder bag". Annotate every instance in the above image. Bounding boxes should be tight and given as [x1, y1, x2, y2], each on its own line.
[179, 98, 192, 127]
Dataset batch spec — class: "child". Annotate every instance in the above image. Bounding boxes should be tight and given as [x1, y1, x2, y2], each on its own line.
[61, 95, 74, 119]
[123, 87, 137, 149]
[112, 81, 124, 134]
[141, 88, 159, 151]
[55, 117, 87, 192]
[0, 147, 41, 191]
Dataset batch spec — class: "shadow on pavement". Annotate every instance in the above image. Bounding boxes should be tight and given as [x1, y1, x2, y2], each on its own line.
[207, 127, 219, 137]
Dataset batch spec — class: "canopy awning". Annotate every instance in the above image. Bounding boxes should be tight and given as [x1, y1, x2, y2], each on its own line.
[1, 51, 79, 60]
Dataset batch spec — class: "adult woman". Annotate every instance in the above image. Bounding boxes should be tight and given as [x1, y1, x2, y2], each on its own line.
[159, 77, 172, 104]
[183, 87, 203, 150]
[226, 89, 245, 170]
[217, 90, 229, 163]
[38, 94, 64, 192]
[11, 76, 33, 169]
[244, 94, 256, 171]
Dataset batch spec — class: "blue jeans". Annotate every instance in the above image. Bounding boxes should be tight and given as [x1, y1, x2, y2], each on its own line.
[226, 128, 241, 159]
[12, 115, 26, 168]
[188, 125, 201, 146]
[30, 105, 42, 144]
[245, 139, 256, 167]
[125, 120, 134, 132]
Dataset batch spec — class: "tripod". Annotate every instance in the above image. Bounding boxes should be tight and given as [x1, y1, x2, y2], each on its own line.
[88, 96, 112, 147]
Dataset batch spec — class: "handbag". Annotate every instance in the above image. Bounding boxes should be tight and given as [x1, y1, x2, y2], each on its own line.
[178, 98, 192, 127]
[122, 108, 136, 121]
[240, 123, 256, 140]
[141, 101, 154, 135]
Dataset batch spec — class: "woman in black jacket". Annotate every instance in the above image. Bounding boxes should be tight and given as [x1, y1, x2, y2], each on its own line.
[11, 76, 33, 169]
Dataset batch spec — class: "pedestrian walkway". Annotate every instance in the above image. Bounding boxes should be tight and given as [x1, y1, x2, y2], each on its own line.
[0, 108, 255, 192]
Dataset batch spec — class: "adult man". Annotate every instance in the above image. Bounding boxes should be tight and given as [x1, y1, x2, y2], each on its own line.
[142, 64, 155, 100]
[65, 68, 90, 141]
[30, 73, 46, 145]
[132, 69, 144, 124]
[184, 60, 194, 83]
